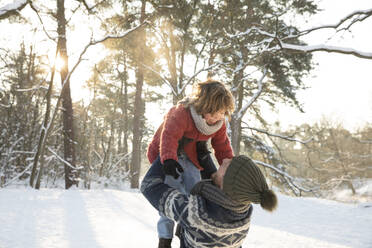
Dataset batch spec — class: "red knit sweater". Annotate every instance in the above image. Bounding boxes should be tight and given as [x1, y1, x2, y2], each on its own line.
[147, 104, 233, 170]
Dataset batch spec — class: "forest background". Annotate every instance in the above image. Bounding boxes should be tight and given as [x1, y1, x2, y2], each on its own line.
[0, 0, 371, 202]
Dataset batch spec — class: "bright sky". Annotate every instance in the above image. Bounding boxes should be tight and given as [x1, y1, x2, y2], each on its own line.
[274, 0, 372, 131]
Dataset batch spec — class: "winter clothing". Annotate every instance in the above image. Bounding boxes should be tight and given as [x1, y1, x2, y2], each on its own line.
[158, 238, 172, 248]
[148, 100, 233, 242]
[141, 156, 252, 248]
[196, 141, 217, 179]
[147, 103, 233, 170]
[163, 159, 184, 179]
[191, 180, 250, 214]
[223, 156, 274, 208]
[189, 105, 223, 135]
[158, 154, 201, 239]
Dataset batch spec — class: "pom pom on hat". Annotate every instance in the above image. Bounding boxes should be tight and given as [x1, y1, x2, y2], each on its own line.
[260, 189, 278, 212]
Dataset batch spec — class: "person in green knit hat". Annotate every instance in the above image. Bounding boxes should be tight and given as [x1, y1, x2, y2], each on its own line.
[197, 155, 278, 213]
[141, 154, 278, 248]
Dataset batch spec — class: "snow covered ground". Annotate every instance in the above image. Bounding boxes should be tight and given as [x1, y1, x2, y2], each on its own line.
[1, 187, 371, 248]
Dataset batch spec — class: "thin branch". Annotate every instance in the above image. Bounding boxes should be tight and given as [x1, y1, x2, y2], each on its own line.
[28, 1, 56, 42]
[180, 62, 225, 95]
[235, 67, 267, 121]
[354, 138, 372, 144]
[279, 42, 372, 60]
[253, 159, 314, 193]
[47, 147, 83, 170]
[93, 150, 103, 162]
[0, 103, 11, 108]
[243, 124, 313, 144]
[299, 8, 372, 36]
[2, 162, 34, 187]
[141, 63, 177, 96]
[89, 21, 148, 46]
[112, 152, 131, 169]
[76, 0, 106, 13]
[229, 9, 372, 60]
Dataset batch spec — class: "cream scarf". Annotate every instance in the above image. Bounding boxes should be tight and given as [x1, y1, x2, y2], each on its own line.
[189, 105, 223, 136]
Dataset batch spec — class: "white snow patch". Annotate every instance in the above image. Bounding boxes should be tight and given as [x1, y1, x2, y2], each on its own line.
[0, 188, 371, 248]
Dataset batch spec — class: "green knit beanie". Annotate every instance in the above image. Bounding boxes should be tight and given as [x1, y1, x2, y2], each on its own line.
[223, 155, 278, 212]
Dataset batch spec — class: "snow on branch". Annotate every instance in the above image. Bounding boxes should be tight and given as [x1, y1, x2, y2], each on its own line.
[47, 147, 83, 170]
[227, 26, 275, 39]
[179, 62, 226, 95]
[88, 21, 148, 46]
[14, 86, 46, 92]
[252, 27, 372, 60]
[141, 60, 225, 97]
[141, 63, 177, 96]
[59, 21, 147, 87]
[354, 138, 372, 144]
[235, 68, 267, 120]
[0, 103, 11, 108]
[0, 0, 28, 20]
[229, 8, 372, 60]
[299, 8, 372, 35]
[253, 159, 314, 194]
[280, 43, 372, 60]
[2, 162, 33, 187]
[112, 152, 131, 168]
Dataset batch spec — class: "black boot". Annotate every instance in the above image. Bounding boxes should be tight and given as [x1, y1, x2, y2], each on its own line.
[158, 238, 172, 248]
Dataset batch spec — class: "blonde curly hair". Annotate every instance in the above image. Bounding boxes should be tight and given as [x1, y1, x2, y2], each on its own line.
[189, 79, 235, 118]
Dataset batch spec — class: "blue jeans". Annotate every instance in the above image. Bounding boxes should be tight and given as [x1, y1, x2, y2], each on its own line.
[157, 154, 201, 239]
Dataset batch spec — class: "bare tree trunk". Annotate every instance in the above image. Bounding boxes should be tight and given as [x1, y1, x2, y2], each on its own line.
[119, 57, 129, 171]
[85, 77, 98, 189]
[123, 77, 129, 171]
[57, 0, 77, 189]
[130, 0, 146, 189]
[230, 116, 242, 155]
[230, 71, 244, 155]
[167, 24, 179, 105]
[30, 49, 56, 188]
[33, 68, 54, 189]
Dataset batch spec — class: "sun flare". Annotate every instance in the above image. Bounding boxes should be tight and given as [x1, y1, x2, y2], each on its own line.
[54, 55, 65, 72]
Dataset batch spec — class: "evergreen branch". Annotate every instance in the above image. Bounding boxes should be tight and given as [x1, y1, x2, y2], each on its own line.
[179, 62, 225, 95]
[141, 63, 177, 96]
[234, 67, 267, 121]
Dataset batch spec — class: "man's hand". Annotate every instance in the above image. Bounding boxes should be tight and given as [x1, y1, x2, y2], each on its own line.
[211, 158, 232, 189]
[163, 159, 184, 179]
